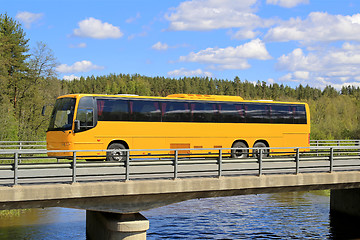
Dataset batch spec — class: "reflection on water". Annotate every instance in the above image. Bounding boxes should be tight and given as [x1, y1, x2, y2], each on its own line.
[0, 191, 359, 239]
[0, 208, 85, 240]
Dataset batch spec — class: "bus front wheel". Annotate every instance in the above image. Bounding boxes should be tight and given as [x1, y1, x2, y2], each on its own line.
[106, 143, 127, 161]
[231, 141, 248, 158]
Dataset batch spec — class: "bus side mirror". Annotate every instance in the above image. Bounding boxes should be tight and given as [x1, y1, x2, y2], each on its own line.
[41, 106, 46, 116]
[74, 120, 80, 132]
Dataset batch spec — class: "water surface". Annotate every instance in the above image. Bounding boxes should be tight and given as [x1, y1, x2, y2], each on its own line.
[0, 191, 358, 239]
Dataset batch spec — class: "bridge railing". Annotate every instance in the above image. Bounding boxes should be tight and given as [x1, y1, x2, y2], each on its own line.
[0, 139, 357, 150]
[0, 145, 359, 186]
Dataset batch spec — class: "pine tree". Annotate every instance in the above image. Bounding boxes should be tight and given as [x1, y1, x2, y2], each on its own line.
[0, 13, 30, 109]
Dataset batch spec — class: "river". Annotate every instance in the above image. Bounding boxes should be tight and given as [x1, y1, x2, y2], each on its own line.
[0, 191, 359, 239]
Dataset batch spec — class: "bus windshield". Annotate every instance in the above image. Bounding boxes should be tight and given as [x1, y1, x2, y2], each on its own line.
[48, 98, 76, 131]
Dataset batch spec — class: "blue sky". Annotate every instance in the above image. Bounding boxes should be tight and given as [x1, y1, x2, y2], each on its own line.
[3, 0, 360, 89]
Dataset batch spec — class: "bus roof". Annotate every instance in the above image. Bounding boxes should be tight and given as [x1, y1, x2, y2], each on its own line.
[57, 93, 306, 105]
[167, 94, 244, 101]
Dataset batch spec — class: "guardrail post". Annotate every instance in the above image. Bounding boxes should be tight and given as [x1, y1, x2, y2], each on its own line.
[174, 150, 178, 179]
[14, 152, 19, 185]
[125, 150, 130, 181]
[329, 147, 334, 173]
[72, 152, 77, 183]
[295, 148, 300, 174]
[218, 149, 222, 178]
[19, 142, 22, 163]
[258, 149, 263, 176]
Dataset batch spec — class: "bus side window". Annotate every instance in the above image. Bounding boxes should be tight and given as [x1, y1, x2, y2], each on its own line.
[245, 103, 270, 123]
[294, 105, 307, 124]
[162, 101, 190, 122]
[97, 99, 129, 121]
[191, 102, 218, 122]
[77, 109, 94, 127]
[76, 97, 95, 130]
[131, 100, 161, 122]
[271, 104, 293, 124]
[218, 103, 245, 123]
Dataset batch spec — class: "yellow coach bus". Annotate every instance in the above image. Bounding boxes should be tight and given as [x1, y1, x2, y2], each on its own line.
[46, 93, 310, 160]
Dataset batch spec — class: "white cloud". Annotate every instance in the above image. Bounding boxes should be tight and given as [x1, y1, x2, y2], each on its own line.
[275, 42, 360, 88]
[69, 43, 87, 48]
[56, 60, 104, 73]
[179, 39, 271, 70]
[277, 48, 319, 72]
[293, 71, 310, 80]
[331, 82, 360, 90]
[267, 78, 275, 84]
[278, 73, 297, 82]
[266, 0, 309, 8]
[151, 42, 188, 51]
[265, 12, 360, 43]
[15, 11, 43, 29]
[63, 75, 80, 81]
[228, 29, 259, 40]
[342, 42, 360, 51]
[128, 32, 147, 40]
[165, 0, 265, 31]
[152, 42, 169, 51]
[73, 17, 123, 39]
[126, 12, 141, 23]
[167, 68, 212, 77]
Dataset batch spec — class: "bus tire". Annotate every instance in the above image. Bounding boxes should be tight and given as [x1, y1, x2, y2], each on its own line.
[253, 141, 269, 158]
[106, 143, 127, 162]
[231, 141, 248, 159]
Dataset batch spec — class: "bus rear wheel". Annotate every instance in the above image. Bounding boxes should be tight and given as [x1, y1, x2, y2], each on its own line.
[231, 141, 248, 159]
[253, 141, 269, 158]
[106, 143, 127, 161]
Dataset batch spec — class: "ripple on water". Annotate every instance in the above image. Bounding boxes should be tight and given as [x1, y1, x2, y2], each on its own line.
[144, 192, 332, 239]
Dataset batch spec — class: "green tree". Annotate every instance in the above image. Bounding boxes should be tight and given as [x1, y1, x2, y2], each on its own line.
[0, 14, 60, 140]
[0, 95, 18, 140]
[0, 13, 31, 140]
[0, 13, 30, 109]
[17, 41, 59, 140]
[28, 42, 58, 80]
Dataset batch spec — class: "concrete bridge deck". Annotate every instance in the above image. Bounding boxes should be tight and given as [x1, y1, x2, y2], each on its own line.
[1, 171, 360, 213]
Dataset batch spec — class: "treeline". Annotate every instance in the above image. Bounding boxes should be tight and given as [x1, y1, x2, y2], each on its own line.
[1, 13, 360, 141]
[62, 73, 360, 101]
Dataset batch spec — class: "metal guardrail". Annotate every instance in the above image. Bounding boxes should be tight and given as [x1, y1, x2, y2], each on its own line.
[0, 141, 46, 149]
[310, 139, 360, 146]
[0, 146, 360, 186]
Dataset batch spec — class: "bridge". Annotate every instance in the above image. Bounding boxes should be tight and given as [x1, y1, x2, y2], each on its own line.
[1, 140, 360, 239]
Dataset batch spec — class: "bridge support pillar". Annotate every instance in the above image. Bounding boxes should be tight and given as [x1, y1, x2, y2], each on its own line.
[86, 211, 149, 240]
[330, 188, 360, 217]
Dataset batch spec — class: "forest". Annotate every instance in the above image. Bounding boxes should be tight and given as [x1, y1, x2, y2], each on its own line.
[1, 13, 360, 141]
